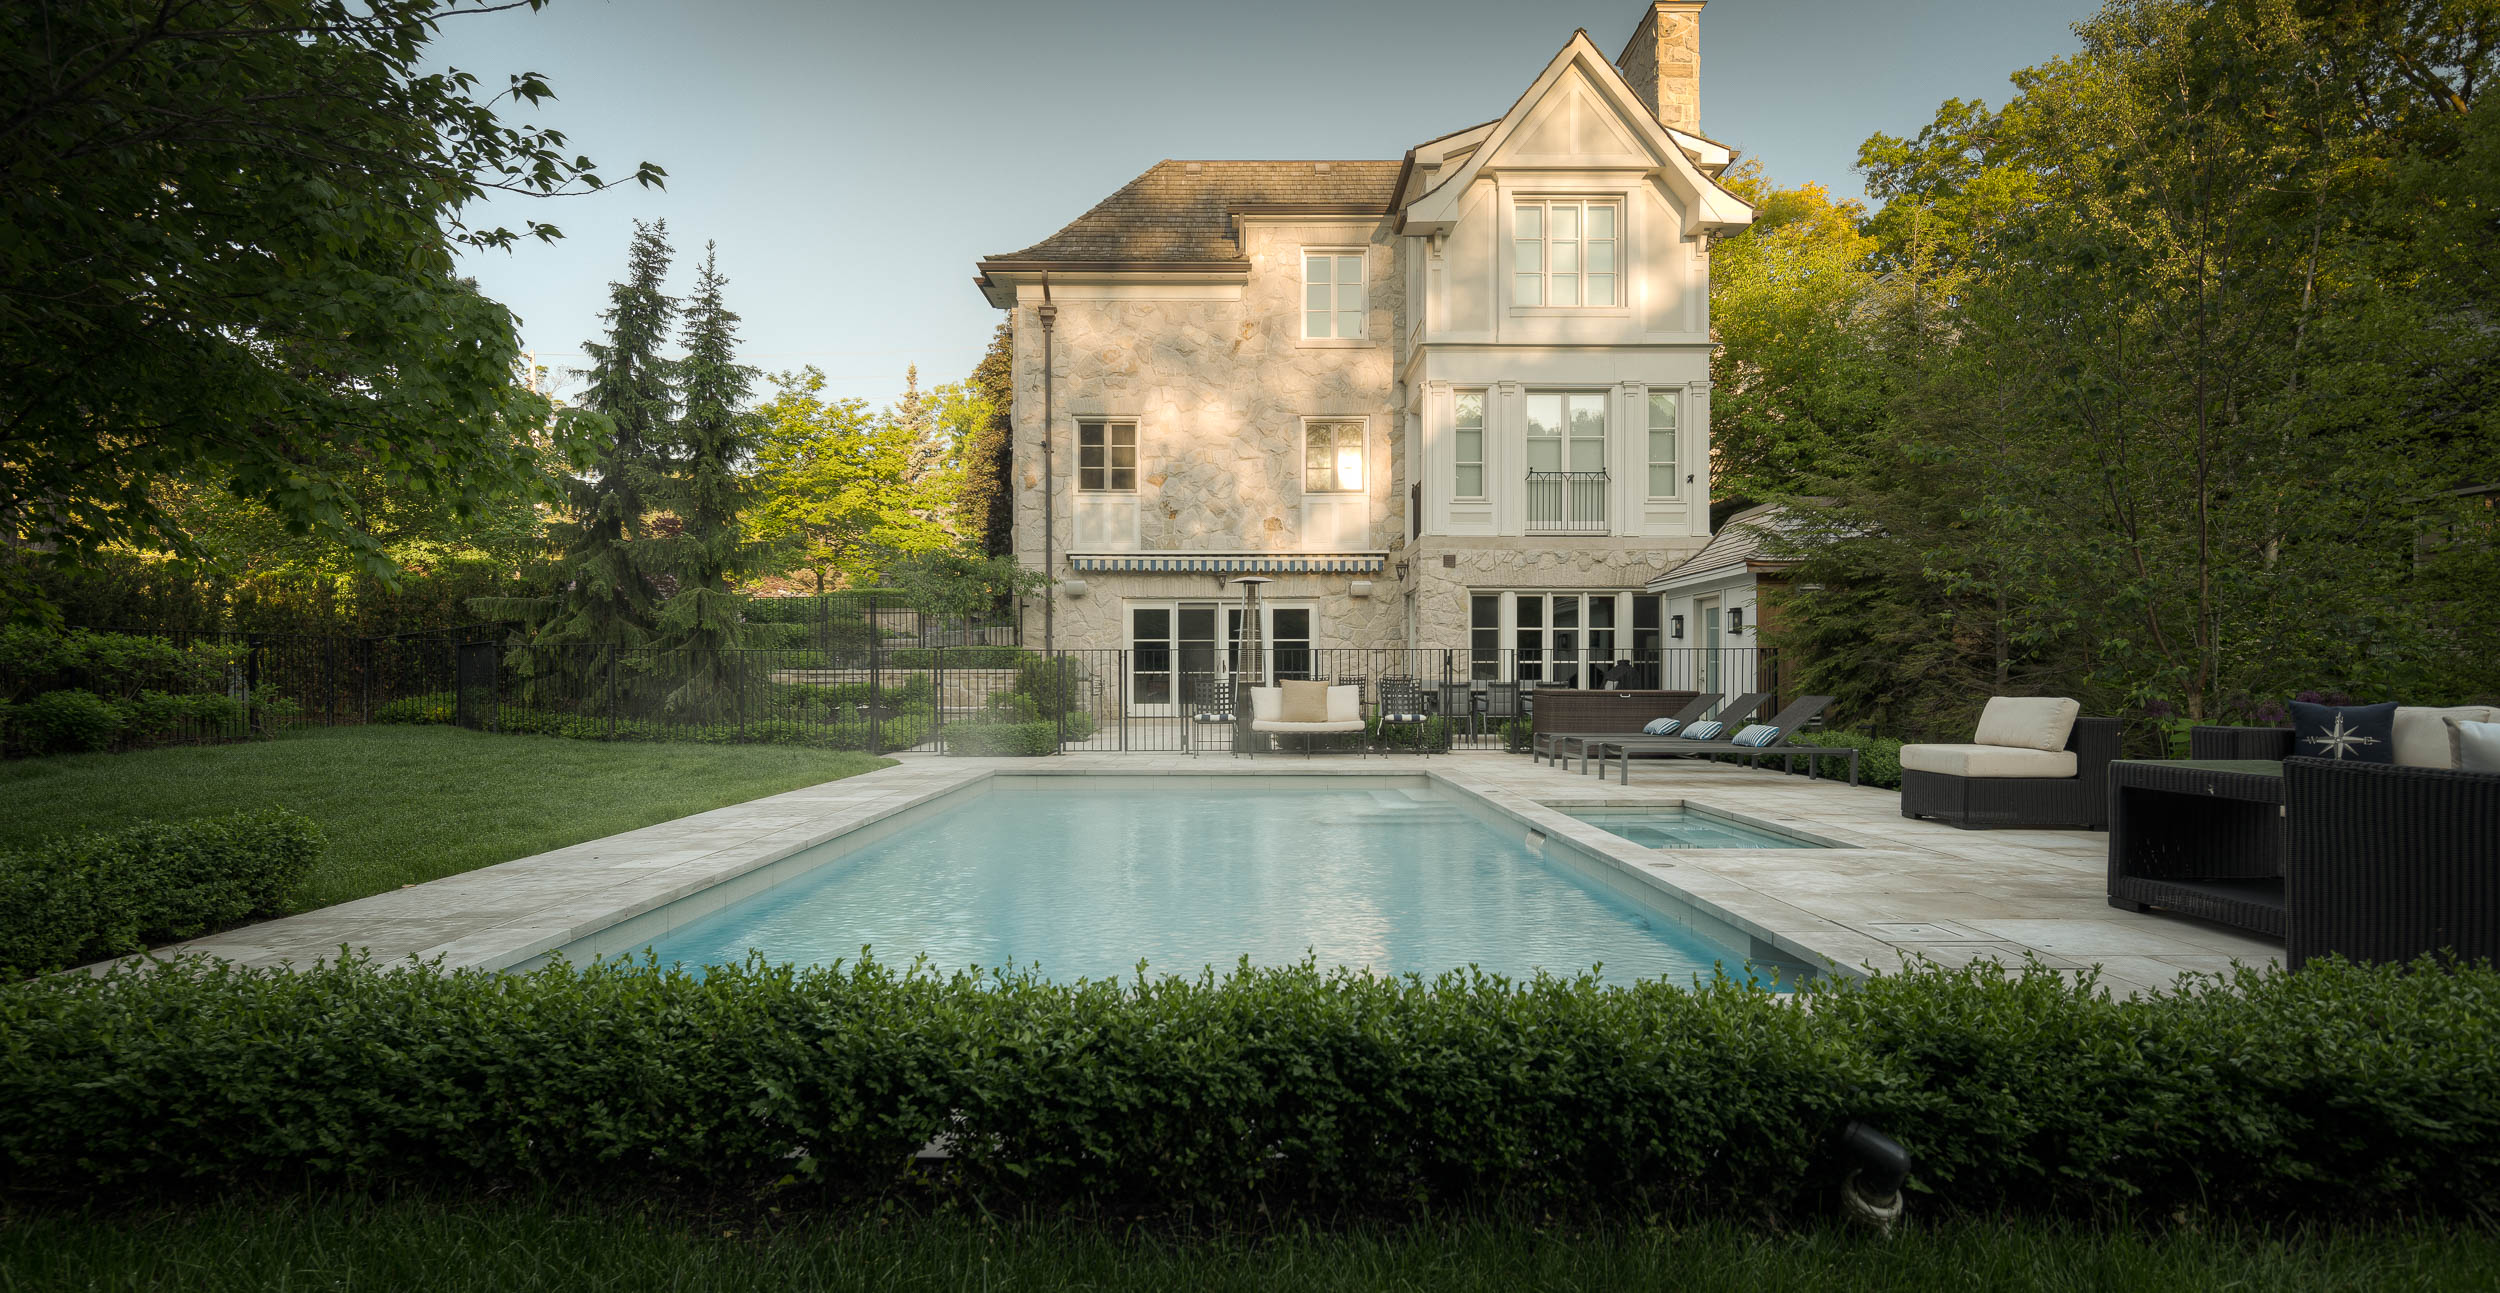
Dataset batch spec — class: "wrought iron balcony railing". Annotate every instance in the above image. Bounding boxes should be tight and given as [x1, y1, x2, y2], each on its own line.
[1525, 470, 1608, 535]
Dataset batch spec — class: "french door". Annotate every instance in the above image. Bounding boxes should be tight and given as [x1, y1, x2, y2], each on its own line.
[1128, 602, 1312, 715]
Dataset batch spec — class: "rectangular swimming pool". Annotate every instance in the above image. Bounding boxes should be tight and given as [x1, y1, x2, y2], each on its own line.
[614, 780, 1799, 988]
[1557, 805, 1836, 850]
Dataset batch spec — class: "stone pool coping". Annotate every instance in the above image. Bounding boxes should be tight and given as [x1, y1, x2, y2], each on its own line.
[125, 753, 2281, 996]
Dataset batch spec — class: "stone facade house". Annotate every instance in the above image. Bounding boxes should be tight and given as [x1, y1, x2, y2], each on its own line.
[973, 3, 1752, 709]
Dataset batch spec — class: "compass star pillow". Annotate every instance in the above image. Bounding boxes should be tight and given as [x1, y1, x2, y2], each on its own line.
[2289, 700, 2398, 764]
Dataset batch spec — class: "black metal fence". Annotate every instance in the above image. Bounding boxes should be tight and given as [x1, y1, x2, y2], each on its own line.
[16, 621, 1778, 759]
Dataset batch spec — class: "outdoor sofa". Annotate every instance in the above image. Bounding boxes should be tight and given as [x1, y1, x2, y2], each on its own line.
[1249, 682, 1366, 756]
[1593, 696, 1855, 785]
[2166, 713, 2500, 967]
[1899, 697, 2119, 831]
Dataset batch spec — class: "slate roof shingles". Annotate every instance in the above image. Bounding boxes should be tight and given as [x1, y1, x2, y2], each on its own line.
[984, 160, 1404, 265]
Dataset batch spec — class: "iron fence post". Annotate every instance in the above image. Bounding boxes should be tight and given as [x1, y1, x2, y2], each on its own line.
[1118, 650, 1129, 752]
[607, 644, 618, 740]
[868, 592, 883, 755]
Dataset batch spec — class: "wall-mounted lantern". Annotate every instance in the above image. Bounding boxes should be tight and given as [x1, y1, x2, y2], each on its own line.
[1669, 614, 1685, 640]
[1729, 607, 1746, 636]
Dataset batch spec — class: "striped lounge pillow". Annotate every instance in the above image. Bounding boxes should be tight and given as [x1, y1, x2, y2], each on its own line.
[1641, 716, 1682, 735]
[1730, 724, 1782, 748]
[1679, 720, 1727, 741]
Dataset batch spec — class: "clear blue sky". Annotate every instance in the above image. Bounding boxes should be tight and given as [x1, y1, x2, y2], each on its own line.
[436, 0, 2095, 408]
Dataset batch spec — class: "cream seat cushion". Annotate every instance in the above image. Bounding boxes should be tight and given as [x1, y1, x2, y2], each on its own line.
[1899, 743, 2079, 779]
[1972, 696, 2082, 752]
[1250, 685, 1365, 734]
[1278, 679, 1331, 723]
[2394, 705, 2500, 769]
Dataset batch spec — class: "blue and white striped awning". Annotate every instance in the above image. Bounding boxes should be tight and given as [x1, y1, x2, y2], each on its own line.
[1068, 552, 1386, 575]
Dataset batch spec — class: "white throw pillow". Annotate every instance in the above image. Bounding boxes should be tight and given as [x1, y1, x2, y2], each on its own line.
[2449, 717, 2500, 775]
[1973, 696, 2082, 752]
[2395, 705, 2500, 769]
[1325, 686, 1361, 724]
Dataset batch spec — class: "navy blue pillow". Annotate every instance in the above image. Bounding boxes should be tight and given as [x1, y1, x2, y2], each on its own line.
[2289, 700, 2397, 763]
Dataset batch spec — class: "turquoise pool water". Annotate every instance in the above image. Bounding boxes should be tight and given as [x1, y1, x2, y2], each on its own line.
[1559, 806, 1832, 850]
[638, 785, 1787, 987]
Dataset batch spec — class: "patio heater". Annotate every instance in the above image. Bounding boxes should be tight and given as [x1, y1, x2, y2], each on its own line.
[1231, 575, 1272, 753]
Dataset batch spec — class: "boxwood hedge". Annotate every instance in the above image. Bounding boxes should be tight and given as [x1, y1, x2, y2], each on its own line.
[1, 954, 2491, 1223]
[0, 810, 323, 979]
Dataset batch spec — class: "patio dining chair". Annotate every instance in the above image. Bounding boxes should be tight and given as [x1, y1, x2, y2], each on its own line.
[1377, 677, 1429, 755]
[1189, 678, 1238, 756]
[1436, 682, 1478, 748]
[1483, 681, 1525, 749]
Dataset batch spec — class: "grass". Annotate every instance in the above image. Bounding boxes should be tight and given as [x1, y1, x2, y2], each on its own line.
[0, 1198, 2492, 1292]
[0, 726, 889, 910]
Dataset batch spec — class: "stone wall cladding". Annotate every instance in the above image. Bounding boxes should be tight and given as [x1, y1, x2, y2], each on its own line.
[1010, 212, 1407, 651]
[1616, 3, 1703, 135]
[1046, 571, 1406, 657]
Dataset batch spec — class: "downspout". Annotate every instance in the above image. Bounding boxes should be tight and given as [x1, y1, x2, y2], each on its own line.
[1038, 274, 1057, 655]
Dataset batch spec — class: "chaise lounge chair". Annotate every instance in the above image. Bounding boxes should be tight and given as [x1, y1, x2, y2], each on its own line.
[1594, 696, 1852, 785]
[1533, 691, 1723, 769]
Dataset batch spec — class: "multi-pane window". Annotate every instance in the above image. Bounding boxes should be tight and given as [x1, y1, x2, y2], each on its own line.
[1077, 421, 1136, 492]
[1470, 594, 1501, 680]
[1513, 199, 1619, 307]
[1452, 391, 1486, 499]
[1525, 393, 1608, 472]
[1303, 421, 1365, 493]
[1303, 251, 1365, 338]
[1647, 391, 1679, 498]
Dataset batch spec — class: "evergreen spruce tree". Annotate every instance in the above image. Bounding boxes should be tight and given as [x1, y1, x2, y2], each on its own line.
[648, 243, 761, 713]
[473, 220, 676, 664]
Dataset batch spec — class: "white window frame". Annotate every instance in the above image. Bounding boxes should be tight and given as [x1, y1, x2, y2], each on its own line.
[1077, 420, 1137, 493]
[1301, 249, 1367, 340]
[1301, 418, 1367, 494]
[1646, 390, 1679, 500]
[1452, 390, 1486, 501]
[1512, 197, 1622, 309]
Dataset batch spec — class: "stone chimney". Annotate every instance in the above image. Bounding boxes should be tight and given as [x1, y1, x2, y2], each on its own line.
[1616, 2, 1705, 136]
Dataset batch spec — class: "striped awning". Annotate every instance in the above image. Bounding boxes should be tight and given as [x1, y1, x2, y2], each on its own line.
[1068, 551, 1386, 575]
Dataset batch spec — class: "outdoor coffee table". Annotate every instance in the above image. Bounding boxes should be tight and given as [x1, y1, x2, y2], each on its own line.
[2106, 759, 2286, 938]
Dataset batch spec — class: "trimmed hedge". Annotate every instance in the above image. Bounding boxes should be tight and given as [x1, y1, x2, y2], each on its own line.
[884, 646, 1030, 670]
[0, 810, 323, 979]
[944, 720, 1061, 756]
[1785, 730, 1906, 789]
[0, 955, 2493, 1222]
[374, 692, 931, 753]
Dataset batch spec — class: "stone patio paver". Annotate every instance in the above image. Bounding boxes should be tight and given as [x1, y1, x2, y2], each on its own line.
[128, 749, 2282, 997]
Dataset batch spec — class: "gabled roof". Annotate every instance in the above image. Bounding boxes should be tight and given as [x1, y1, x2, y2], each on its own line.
[1400, 30, 1753, 238]
[981, 160, 1400, 265]
[1647, 503, 1806, 592]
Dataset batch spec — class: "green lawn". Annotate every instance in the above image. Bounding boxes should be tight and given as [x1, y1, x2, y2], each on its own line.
[0, 1200, 2490, 1292]
[0, 727, 889, 910]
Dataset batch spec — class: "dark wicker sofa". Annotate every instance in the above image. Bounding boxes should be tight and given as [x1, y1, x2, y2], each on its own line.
[2283, 756, 2500, 969]
[1900, 717, 2122, 831]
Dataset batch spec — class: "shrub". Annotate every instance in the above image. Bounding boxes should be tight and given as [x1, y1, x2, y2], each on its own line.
[10, 688, 126, 754]
[374, 692, 457, 725]
[0, 810, 324, 979]
[885, 646, 1030, 670]
[1014, 656, 1083, 719]
[1785, 730, 1905, 789]
[981, 692, 1040, 724]
[944, 720, 1059, 756]
[0, 955, 2493, 1223]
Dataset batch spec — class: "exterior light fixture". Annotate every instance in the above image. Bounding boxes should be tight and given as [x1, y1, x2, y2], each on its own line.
[1669, 614, 1684, 640]
[1729, 607, 1746, 636]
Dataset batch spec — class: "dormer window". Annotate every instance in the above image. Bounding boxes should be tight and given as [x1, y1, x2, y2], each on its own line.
[1303, 250, 1365, 338]
[1514, 199, 1619, 307]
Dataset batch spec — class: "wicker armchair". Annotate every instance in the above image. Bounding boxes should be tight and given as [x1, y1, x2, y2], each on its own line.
[1900, 717, 2123, 831]
[2285, 757, 2500, 970]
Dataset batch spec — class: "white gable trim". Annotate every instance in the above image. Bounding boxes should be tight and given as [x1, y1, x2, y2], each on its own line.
[1402, 32, 1751, 239]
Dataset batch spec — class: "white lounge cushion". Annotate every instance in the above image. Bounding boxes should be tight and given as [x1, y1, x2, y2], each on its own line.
[1325, 685, 1361, 724]
[2451, 718, 2500, 774]
[1972, 696, 2081, 752]
[1900, 743, 2079, 779]
[2394, 705, 2500, 769]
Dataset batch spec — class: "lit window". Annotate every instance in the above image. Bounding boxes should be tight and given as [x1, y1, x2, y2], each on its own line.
[1647, 391, 1678, 498]
[1303, 421, 1365, 493]
[1453, 391, 1485, 500]
[1078, 421, 1136, 492]
[1514, 199, 1619, 307]
[1303, 251, 1365, 338]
